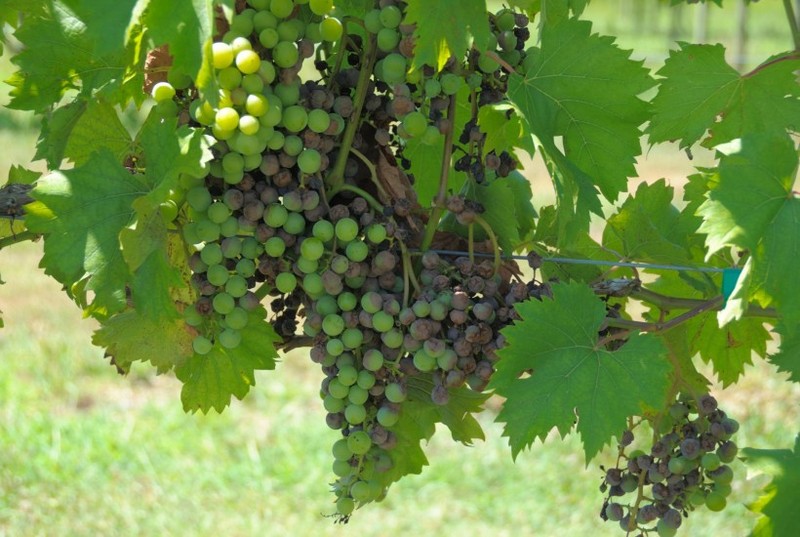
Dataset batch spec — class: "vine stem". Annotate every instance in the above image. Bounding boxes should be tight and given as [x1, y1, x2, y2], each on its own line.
[398, 239, 421, 302]
[327, 34, 377, 191]
[783, 0, 800, 50]
[743, 50, 800, 78]
[604, 296, 724, 334]
[471, 214, 501, 275]
[327, 183, 384, 213]
[420, 93, 458, 253]
[0, 230, 40, 250]
[346, 146, 390, 201]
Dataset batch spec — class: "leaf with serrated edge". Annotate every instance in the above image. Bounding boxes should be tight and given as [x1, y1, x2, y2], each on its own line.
[175, 309, 280, 413]
[490, 282, 671, 461]
[64, 100, 133, 166]
[698, 133, 800, 326]
[742, 435, 800, 537]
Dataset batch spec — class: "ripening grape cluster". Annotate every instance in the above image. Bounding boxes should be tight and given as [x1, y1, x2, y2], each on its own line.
[600, 394, 739, 537]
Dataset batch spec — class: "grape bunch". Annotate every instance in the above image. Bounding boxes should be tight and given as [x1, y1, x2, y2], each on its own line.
[600, 394, 739, 537]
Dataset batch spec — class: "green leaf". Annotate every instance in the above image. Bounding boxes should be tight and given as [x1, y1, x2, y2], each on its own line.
[490, 282, 672, 461]
[477, 104, 535, 159]
[24, 150, 143, 315]
[34, 100, 88, 168]
[333, 0, 373, 18]
[60, 0, 139, 56]
[648, 45, 800, 149]
[63, 100, 133, 166]
[742, 435, 800, 537]
[7, 165, 42, 185]
[603, 179, 692, 264]
[6, 1, 127, 111]
[769, 324, 800, 383]
[537, 0, 591, 25]
[92, 309, 194, 373]
[697, 133, 800, 326]
[505, 170, 537, 242]
[509, 19, 652, 204]
[476, 180, 521, 252]
[691, 313, 769, 387]
[405, 0, 491, 71]
[175, 309, 280, 413]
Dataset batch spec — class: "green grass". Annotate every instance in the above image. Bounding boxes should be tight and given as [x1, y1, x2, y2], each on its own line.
[1, 242, 799, 536]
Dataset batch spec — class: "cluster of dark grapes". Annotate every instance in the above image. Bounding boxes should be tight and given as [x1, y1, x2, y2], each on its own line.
[600, 394, 739, 537]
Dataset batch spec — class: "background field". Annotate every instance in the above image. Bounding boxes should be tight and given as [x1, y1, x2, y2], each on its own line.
[1, 2, 799, 536]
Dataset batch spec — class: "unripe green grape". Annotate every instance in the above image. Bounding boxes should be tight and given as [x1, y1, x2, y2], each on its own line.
[371, 311, 394, 333]
[377, 405, 399, 427]
[206, 263, 230, 286]
[437, 349, 458, 370]
[336, 353, 355, 368]
[200, 243, 224, 266]
[296, 256, 319, 274]
[241, 237, 262, 259]
[274, 80, 300, 106]
[212, 42, 235, 69]
[336, 496, 355, 516]
[379, 5, 402, 28]
[337, 364, 358, 386]
[218, 66, 243, 90]
[222, 152, 245, 174]
[184, 306, 204, 327]
[709, 465, 733, 485]
[620, 474, 638, 493]
[309, 0, 333, 15]
[656, 519, 678, 537]
[381, 53, 407, 85]
[349, 480, 372, 503]
[270, 0, 294, 18]
[381, 328, 403, 349]
[273, 40, 299, 68]
[323, 314, 345, 337]
[187, 186, 212, 212]
[215, 107, 240, 131]
[344, 240, 367, 262]
[337, 292, 357, 312]
[705, 491, 727, 512]
[330, 254, 350, 274]
[297, 148, 321, 174]
[218, 88, 234, 108]
[218, 328, 241, 349]
[341, 327, 363, 349]
[385, 382, 406, 403]
[275, 272, 297, 293]
[424, 78, 441, 97]
[277, 20, 301, 42]
[245, 94, 268, 117]
[701, 452, 721, 471]
[365, 223, 387, 244]
[717, 440, 738, 463]
[362, 349, 384, 371]
[328, 378, 349, 399]
[303, 272, 324, 295]
[264, 237, 286, 258]
[412, 300, 431, 318]
[440, 73, 464, 95]
[356, 370, 375, 390]
[237, 115, 259, 136]
[195, 220, 221, 242]
[313, 220, 335, 241]
[283, 134, 304, 156]
[230, 12, 255, 36]
[348, 385, 369, 405]
[315, 295, 339, 316]
[300, 237, 325, 261]
[213, 292, 236, 315]
[319, 16, 343, 42]
[225, 307, 249, 330]
[253, 8, 277, 30]
[345, 404, 367, 425]
[326, 338, 344, 356]
[159, 199, 179, 222]
[236, 258, 257, 278]
[225, 275, 248, 297]
[332, 437, 352, 460]
[335, 218, 359, 242]
[364, 9, 383, 34]
[421, 125, 441, 145]
[283, 212, 306, 235]
[713, 483, 733, 497]
[151, 81, 176, 102]
[376, 27, 399, 52]
[281, 105, 308, 132]
[307, 108, 331, 133]
[207, 202, 232, 224]
[413, 349, 436, 372]
[264, 203, 289, 227]
[212, 125, 235, 141]
[266, 130, 284, 150]
[193, 335, 214, 355]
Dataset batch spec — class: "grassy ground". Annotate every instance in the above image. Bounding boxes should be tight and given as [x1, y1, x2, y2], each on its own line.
[2, 3, 799, 536]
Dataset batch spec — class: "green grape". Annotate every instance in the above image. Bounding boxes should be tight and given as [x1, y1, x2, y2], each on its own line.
[356, 370, 375, 390]
[324, 394, 346, 414]
[620, 474, 638, 493]
[347, 385, 368, 405]
[313, 220, 335, 241]
[421, 125, 441, 145]
[307, 108, 331, 133]
[362, 349, 384, 371]
[341, 328, 363, 349]
[187, 186, 212, 211]
[151, 81, 176, 102]
[219, 328, 242, 349]
[258, 60, 277, 84]
[377, 405, 399, 427]
[336, 496, 355, 516]
[275, 272, 297, 293]
[218, 66, 243, 90]
[222, 152, 245, 174]
[297, 149, 321, 174]
[303, 272, 325, 295]
[282, 105, 308, 132]
[337, 364, 358, 386]
[343, 240, 367, 262]
[184, 306, 204, 327]
[206, 263, 230, 286]
[212, 42, 235, 69]
[350, 480, 372, 503]
[316, 295, 339, 316]
[336, 353, 355, 368]
[344, 404, 367, 425]
[478, 52, 499, 73]
[238, 115, 260, 136]
[207, 202, 232, 224]
[225, 275, 248, 298]
[296, 256, 319, 274]
[273, 40, 299, 68]
[274, 80, 300, 106]
[360, 291, 382, 314]
[332, 438, 352, 460]
[241, 237, 263, 259]
[215, 107, 240, 131]
[379, 5, 402, 28]
[283, 212, 306, 235]
[656, 519, 678, 537]
[200, 243, 224, 266]
[193, 335, 214, 355]
[365, 223, 387, 244]
[246, 94, 269, 117]
[195, 220, 221, 242]
[270, 0, 294, 18]
[371, 311, 394, 333]
[230, 12, 255, 36]
[330, 254, 350, 274]
[319, 17, 343, 42]
[385, 382, 406, 403]
[323, 314, 345, 336]
[377, 27, 399, 52]
[710, 465, 733, 485]
[235, 257, 256, 278]
[440, 73, 464, 95]
[300, 237, 325, 261]
[225, 307, 249, 330]
[309, 0, 333, 15]
[243, 152, 262, 171]
[264, 237, 286, 258]
[264, 203, 289, 227]
[413, 349, 436, 372]
[283, 134, 304, 156]
[326, 338, 344, 357]
[335, 218, 359, 242]
[364, 9, 383, 34]
[401, 111, 428, 137]
[381, 53, 407, 85]
[705, 491, 727, 512]
[424, 78, 441, 97]
[336, 292, 357, 312]
[253, 9, 278, 32]
[381, 328, 403, 349]
[328, 378, 349, 399]
[701, 452, 721, 471]
[495, 9, 516, 31]
[213, 292, 236, 315]
[277, 20, 301, 42]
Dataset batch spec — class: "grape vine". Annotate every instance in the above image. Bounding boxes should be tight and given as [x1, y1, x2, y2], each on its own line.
[1, 0, 799, 534]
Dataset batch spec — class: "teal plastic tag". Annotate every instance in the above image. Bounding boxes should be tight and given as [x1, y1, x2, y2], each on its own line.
[722, 268, 742, 304]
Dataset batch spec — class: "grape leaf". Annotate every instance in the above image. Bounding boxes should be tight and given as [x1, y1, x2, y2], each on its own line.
[505, 170, 537, 242]
[63, 100, 133, 166]
[476, 179, 521, 253]
[6, 1, 127, 111]
[691, 312, 768, 387]
[24, 150, 142, 315]
[175, 309, 281, 413]
[334, 0, 373, 18]
[405, 0, 492, 71]
[742, 435, 800, 537]
[698, 133, 800, 326]
[60, 0, 138, 57]
[490, 282, 671, 461]
[656, 321, 711, 395]
[535, 0, 591, 24]
[34, 100, 87, 168]
[603, 179, 692, 264]
[769, 324, 800, 383]
[92, 309, 194, 373]
[509, 19, 652, 204]
[477, 104, 535, 159]
[648, 44, 800, 149]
